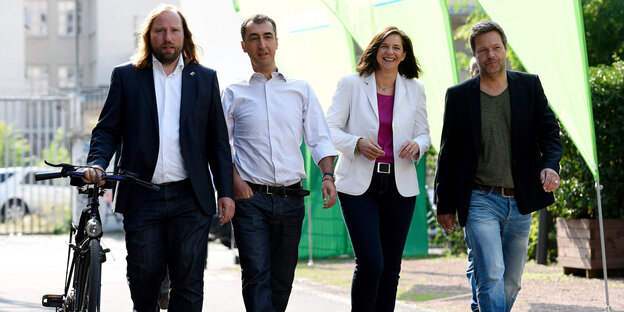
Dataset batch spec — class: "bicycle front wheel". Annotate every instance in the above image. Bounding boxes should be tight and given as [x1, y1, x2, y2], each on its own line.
[87, 239, 102, 312]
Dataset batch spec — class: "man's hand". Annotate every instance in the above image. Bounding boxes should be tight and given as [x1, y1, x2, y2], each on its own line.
[321, 179, 337, 209]
[233, 178, 253, 200]
[217, 197, 235, 225]
[357, 139, 385, 160]
[233, 166, 253, 200]
[397, 140, 420, 160]
[437, 213, 456, 234]
[83, 165, 106, 186]
[540, 168, 560, 193]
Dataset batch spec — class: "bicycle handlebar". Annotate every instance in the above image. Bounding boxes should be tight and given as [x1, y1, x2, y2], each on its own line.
[35, 164, 160, 192]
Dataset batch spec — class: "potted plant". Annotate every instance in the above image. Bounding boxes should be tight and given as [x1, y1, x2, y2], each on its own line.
[552, 60, 624, 277]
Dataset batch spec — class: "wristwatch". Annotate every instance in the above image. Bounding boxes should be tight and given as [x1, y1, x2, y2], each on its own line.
[322, 172, 335, 182]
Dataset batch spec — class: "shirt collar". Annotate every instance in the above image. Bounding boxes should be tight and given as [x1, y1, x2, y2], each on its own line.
[247, 68, 288, 84]
[152, 54, 185, 75]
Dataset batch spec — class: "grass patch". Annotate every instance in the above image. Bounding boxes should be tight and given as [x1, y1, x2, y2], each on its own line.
[397, 290, 449, 302]
[294, 258, 354, 289]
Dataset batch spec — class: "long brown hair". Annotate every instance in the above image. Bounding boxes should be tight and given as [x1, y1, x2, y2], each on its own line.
[356, 26, 422, 79]
[130, 4, 200, 68]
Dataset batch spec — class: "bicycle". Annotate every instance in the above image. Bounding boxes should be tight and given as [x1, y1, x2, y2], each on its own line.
[38, 161, 159, 312]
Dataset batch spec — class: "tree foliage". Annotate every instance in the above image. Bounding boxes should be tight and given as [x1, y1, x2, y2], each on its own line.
[582, 0, 624, 66]
[39, 128, 71, 166]
[0, 121, 32, 167]
[551, 60, 624, 219]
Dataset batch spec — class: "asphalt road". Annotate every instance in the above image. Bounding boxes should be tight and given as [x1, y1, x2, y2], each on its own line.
[0, 233, 424, 312]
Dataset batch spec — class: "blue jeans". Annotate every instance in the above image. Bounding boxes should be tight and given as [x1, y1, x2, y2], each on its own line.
[232, 191, 305, 312]
[338, 169, 416, 312]
[123, 179, 211, 312]
[464, 189, 531, 312]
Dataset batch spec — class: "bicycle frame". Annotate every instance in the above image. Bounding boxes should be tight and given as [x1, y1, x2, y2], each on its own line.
[39, 162, 159, 312]
[43, 178, 107, 311]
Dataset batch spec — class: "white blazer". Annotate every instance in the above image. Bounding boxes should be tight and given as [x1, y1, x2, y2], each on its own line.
[326, 72, 430, 197]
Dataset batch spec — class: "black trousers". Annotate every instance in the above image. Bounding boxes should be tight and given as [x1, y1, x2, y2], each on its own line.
[338, 169, 416, 312]
[123, 180, 211, 312]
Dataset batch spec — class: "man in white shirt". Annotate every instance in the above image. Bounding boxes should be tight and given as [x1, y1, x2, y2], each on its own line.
[221, 14, 337, 312]
[84, 5, 234, 311]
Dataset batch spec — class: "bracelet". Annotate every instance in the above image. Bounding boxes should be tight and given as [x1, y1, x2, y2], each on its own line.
[355, 138, 363, 154]
[322, 172, 335, 183]
[322, 177, 335, 184]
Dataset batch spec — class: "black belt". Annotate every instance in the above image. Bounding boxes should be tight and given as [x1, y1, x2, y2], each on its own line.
[157, 178, 190, 187]
[248, 182, 310, 197]
[473, 183, 515, 197]
[375, 162, 392, 174]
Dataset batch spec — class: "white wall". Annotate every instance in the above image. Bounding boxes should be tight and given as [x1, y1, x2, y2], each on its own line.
[181, 0, 251, 88]
[92, 0, 250, 88]
[92, 0, 180, 86]
[0, 0, 26, 95]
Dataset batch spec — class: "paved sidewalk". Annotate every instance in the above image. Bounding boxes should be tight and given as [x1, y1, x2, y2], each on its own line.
[2, 233, 621, 312]
[0, 233, 423, 311]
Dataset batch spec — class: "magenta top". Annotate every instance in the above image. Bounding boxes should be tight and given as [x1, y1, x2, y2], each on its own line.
[376, 93, 394, 164]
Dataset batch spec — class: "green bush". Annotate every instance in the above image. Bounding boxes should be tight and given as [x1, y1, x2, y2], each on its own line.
[550, 60, 624, 219]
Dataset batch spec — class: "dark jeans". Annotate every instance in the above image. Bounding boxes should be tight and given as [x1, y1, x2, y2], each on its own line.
[123, 179, 211, 312]
[232, 191, 306, 312]
[338, 170, 416, 312]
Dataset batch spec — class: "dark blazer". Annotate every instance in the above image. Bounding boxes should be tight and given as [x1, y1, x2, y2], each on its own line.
[434, 70, 562, 226]
[87, 62, 233, 216]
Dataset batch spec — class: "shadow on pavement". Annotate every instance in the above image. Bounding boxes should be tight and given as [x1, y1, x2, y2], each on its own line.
[0, 296, 44, 310]
[398, 284, 471, 302]
[528, 303, 612, 312]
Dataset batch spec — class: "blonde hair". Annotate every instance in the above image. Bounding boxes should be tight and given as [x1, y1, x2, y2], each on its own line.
[130, 4, 200, 68]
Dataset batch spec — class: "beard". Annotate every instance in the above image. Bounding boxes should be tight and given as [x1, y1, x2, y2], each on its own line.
[152, 44, 183, 65]
[480, 59, 505, 75]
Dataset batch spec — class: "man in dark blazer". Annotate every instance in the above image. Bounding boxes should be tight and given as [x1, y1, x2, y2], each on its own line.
[83, 4, 234, 311]
[434, 21, 562, 312]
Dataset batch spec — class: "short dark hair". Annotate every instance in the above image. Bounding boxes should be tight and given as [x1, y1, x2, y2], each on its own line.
[356, 26, 422, 79]
[469, 20, 507, 56]
[240, 14, 277, 41]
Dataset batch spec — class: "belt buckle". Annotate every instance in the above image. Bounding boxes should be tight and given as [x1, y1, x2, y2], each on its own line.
[264, 185, 273, 195]
[501, 187, 513, 198]
[376, 162, 391, 174]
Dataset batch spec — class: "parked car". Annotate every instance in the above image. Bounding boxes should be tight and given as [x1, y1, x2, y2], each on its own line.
[0, 167, 71, 222]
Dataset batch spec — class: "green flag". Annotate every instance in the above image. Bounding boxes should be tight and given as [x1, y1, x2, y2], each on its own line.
[478, 0, 597, 178]
[235, 0, 355, 110]
[322, 0, 458, 151]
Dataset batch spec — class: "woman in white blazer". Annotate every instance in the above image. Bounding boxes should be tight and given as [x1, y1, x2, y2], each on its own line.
[326, 26, 430, 311]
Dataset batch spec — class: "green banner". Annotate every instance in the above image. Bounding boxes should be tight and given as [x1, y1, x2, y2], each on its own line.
[322, 0, 459, 152]
[235, 0, 355, 110]
[478, 0, 598, 179]
[234, 0, 440, 258]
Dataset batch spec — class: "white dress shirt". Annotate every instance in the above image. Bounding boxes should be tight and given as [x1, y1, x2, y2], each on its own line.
[151, 54, 188, 184]
[222, 70, 337, 187]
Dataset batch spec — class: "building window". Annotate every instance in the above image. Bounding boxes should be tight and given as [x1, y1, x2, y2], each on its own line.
[57, 66, 76, 89]
[24, 0, 48, 37]
[57, 1, 76, 36]
[25, 66, 49, 95]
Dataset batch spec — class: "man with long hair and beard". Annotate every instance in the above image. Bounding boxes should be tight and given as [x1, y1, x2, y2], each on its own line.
[83, 4, 234, 311]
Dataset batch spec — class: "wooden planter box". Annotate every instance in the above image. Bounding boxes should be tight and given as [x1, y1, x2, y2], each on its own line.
[556, 218, 624, 277]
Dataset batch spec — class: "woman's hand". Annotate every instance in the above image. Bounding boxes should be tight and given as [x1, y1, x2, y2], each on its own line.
[357, 139, 385, 160]
[398, 141, 420, 160]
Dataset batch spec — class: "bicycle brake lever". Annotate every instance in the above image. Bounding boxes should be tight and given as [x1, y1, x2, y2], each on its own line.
[44, 160, 76, 171]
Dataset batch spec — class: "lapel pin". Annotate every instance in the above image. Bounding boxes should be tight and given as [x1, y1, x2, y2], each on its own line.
[190, 72, 195, 76]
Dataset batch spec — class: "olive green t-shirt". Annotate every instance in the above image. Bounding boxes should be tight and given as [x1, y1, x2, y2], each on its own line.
[475, 88, 514, 188]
